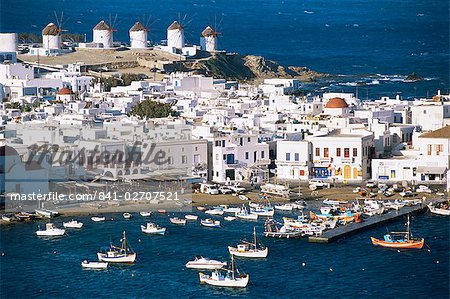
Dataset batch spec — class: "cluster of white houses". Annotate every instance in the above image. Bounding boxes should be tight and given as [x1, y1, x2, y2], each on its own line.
[1, 55, 450, 195]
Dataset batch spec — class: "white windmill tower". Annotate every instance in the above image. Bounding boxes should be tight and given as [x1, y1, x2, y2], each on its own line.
[129, 21, 148, 49]
[42, 23, 61, 50]
[93, 19, 115, 48]
[200, 26, 219, 52]
[167, 20, 185, 50]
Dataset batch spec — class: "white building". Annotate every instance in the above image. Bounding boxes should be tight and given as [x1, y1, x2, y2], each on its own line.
[276, 140, 311, 180]
[410, 101, 450, 131]
[0, 33, 18, 63]
[129, 22, 147, 49]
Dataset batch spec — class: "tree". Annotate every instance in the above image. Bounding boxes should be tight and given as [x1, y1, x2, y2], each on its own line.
[130, 100, 177, 119]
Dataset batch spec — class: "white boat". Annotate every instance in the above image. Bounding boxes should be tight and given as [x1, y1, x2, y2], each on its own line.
[235, 206, 258, 220]
[141, 222, 166, 235]
[170, 217, 187, 225]
[123, 213, 132, 219]
[186, 256, 227, 270]
[223, 207, 241, 214]
[224, 216, 236, 221]
[199, 255, 249, 288]
[428, 203, 450, 216]
[239, 195, 249, 201]
[197, 206, 207, 211]
[250, 206, 275, 217]
[323, 199, 348, 205]
[97, 231, 136, 263]
[63, 220, 83, 229]
[1, 214, 15, 222]
[200, 219, 221, 228]
[205, 209, 224, 216]
[228, 227, 268, 258]
[274, 204, 293, 211]
[81, 260, 108, 269]
[91, 216, 106, 222]
[140, 211, 152, 217]
[36, 223, 65, 237]
[185, 214, 199, 221]
[35, 209, 59, 218]
[248, 202, 260, 209]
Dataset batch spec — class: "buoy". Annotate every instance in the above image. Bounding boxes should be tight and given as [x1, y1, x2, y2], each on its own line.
[1, 252, 5, 256]
[362, 268, 365, 271]
[397, 250, 400, 253]
[138, 239, 141, 243]
[301, 262, 306, 267]
[436, 260, 440, 264]
[329, 268, 333, 272]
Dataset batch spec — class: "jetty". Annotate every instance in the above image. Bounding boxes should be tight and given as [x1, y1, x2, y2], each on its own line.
[308, 199, 443, 243]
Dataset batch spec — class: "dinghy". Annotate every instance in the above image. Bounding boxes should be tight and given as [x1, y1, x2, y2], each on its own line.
[140, 211, 152, 217]
[170, 217, 187, 225]
[91, 216, 106, 222]
[185, 214, 199, 221]
[81, 260, 108, 270]
[200, 219, 221, 228]
[141, 222, 166, 235]
[63, 220, 83, 229]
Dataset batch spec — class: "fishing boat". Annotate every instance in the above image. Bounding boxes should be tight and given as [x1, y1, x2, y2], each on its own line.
[36, 223, 66, 237]
[170, 217, 187, 225]
[263, 218, 302, 239]
[1, 214, 15, 222]
[370, 215, 424, 249]
[81, 260, 108, 270]
[140, 211, 152, 217]
[91, 216, 106, 222]
[15, 212, 34, 221]
[199, 255, 249, 288]
[239, 195, 249, 201]
[228, 227, 268, 258]
[35, 209, 59, 218]
[200, 219, 221, 228]
[428, 202, 450, 216]
[274, 204, 293, 211]
[97, 231, 136, 263]
[185, 214, 199, 221]
[63, 220, 83, 228]
[186, 256, 227, 270]
[141, 222, 166, 235]
[235, 206, 258, 220]
[205, 209, 224, 216]
[224, 216, 236, 221]
[323, 199, 348, 205]
[250, 203, 275, 217]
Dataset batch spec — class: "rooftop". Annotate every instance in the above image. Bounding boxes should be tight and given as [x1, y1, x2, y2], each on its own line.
[419, 126, 450, 139]
[93, 20, 111, 31]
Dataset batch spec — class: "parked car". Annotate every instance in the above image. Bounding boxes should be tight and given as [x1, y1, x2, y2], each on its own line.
[365, 181, 376, 188]
[200, 183, 219, 195]
[309, 179, 329, 190]
[416, 185, 432, 193]
[218, 186, 233, 194]
[229, 184, 246, 194]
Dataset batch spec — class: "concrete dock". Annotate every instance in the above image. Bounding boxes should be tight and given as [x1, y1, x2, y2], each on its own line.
[308, 200, 441, 243]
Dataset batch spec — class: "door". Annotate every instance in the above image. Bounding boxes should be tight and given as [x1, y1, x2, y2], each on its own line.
[353, 167, 358, 179]
[225, 169, 235, 181]
[344, 165, 351, 179]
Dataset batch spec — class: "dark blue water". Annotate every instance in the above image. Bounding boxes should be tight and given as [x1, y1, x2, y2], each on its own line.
[0, 0, 448, 98]
[0, 211, 448, 298]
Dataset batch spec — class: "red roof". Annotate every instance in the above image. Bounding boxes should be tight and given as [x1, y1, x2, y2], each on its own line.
[325, 97, 348, 108]
[57, 87, 73, 95]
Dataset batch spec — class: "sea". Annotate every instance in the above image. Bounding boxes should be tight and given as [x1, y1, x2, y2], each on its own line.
[0, 211, 449, 298]
[0, 0, 448, 99]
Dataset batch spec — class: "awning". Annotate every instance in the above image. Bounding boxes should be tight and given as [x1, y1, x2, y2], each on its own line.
[416, 166, 447, 174]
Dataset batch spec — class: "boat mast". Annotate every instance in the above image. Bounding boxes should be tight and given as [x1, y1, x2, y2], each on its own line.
[253, 226, 257, 248]
[406, 215, 411, 241]
[231, 255, 235, 280]
[122, 231, 127, 254]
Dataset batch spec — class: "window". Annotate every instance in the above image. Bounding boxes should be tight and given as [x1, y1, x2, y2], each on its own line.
[286, 153, 291, 161]
[315, 148, 320, 156]
[216, 154, 219, 160]
[181, 155, 187, 164]
[324, 148, 329, 158]
[247, 137, 251, 142]
[245, 152, 249, 159]
[295, 153, 299, 161]
[223, 154, 226, 160]
[261, 151, 265, 159]
[427, 144, 432, 155]
[353, 148, 357, 157]
[344, 148, 350, 158]
[336, 148, 341, 157]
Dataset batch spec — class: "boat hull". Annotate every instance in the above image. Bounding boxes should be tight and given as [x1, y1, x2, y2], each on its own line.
[199, 273, 249, 288]
[370, 237, 424, 249]
[429, 206, 450, 216]
[186, 262, 226, 270]
[81, 261, 108, 269]
[228, 246, 268, 258]
[97, 253, 136, 263]
[36, 229, 65, 236]
[141, 226, 166, 235]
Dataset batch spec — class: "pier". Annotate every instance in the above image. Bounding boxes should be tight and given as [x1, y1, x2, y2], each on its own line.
[308, 200, 441, 243]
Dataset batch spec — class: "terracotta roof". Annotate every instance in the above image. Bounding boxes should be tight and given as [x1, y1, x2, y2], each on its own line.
[57, 87, 73, 95]
[168, 21, 183, 30]
[94, 20, 111, 31]
[42, 23, 60, 36]
[0, 146, 19, 157]
[201, 26, 218, 37]
[325, 97, 348, 108]
[130, 21, 147, 32]
[419, 126, 450, 139]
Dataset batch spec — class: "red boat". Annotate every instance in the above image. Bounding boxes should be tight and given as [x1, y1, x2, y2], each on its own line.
[370, 214, 424, 249]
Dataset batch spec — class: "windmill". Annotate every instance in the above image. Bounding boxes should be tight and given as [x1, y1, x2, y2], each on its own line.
[200, 14, 223, 52]
[130, 14, 157, 49]
[42, 11, 67, 50]
[93, 14, 117, 48]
